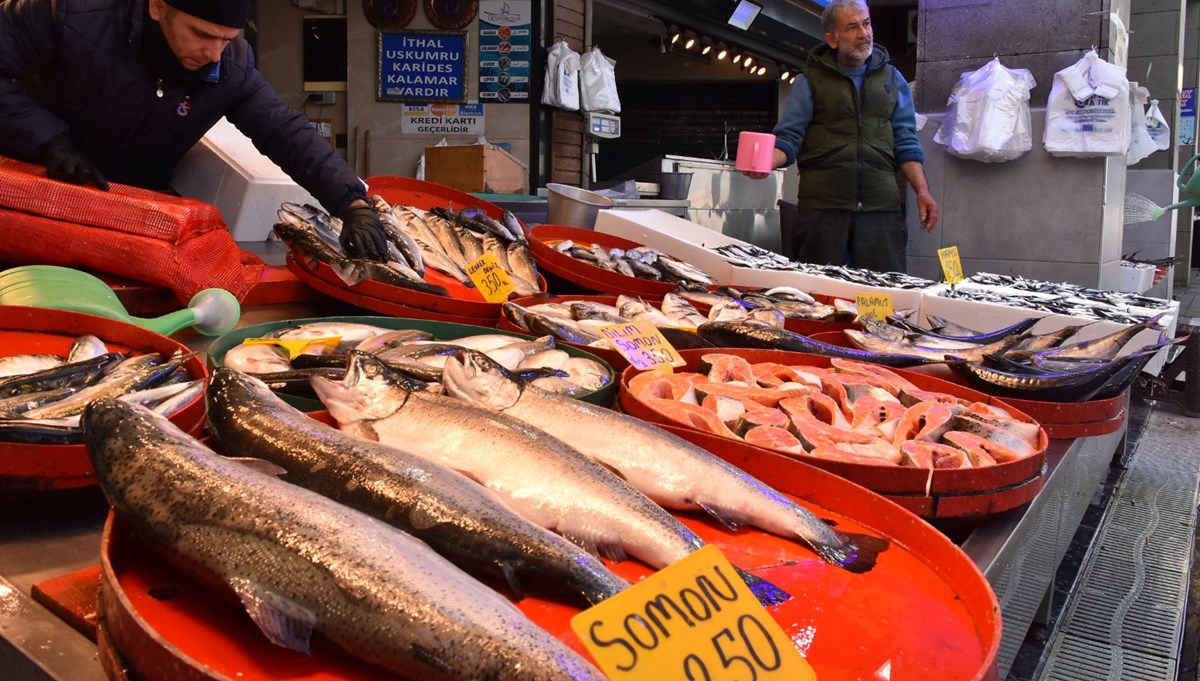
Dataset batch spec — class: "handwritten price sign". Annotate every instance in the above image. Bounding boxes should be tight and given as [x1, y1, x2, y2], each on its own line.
[937, 246, 965, 285]
[571, 545, 815, 681]
[854, 292, 894, 322]
[598, 320, 685, 371]
[466, 252, 515, 303]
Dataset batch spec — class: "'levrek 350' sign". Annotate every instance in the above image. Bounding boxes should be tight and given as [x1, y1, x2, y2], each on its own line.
[378, 31, 468, 103]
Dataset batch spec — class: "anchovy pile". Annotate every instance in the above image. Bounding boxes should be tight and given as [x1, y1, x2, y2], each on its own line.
[0, 335, 200, 444]
[934, 272, 1173, 323]
[550, 240, 715, 286]
[711, 243, 935, 289]
[223, 321, 611, 399]
[274, 197, 540, 298]
[845, 314, 1186, 402]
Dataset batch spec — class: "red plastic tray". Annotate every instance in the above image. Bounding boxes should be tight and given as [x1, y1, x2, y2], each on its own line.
[529, 224, 704, 298]
[0, 307, 208, 492]
[619, 347, 1048, 517]
[282, 176, 541, 320]
[97, 412, 1000, 681]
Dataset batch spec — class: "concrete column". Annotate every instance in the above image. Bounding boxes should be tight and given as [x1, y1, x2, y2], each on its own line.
[1125, 0, 1185, 299]
[911, 0, 1131, 290]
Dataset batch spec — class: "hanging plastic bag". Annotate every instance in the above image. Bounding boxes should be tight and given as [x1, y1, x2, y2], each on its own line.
[933, 57, 1036, 162]
[415, 136, 448, 180]
[580, 45, 621, 114]
[1146, 99, 1172, 151]
[1044, 50, 1130, 157]
[1126, 83, 1157, 165]
[541, 40, 580, 111]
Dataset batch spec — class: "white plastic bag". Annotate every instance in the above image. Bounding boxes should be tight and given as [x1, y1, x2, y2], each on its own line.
[1126, 83, 1156, 165]
[580, 46, 621, 114]
[1146, 99, 1172, 150]
[932, 57, 1036, 162]
[1044, 50, 1130, 157]
[541, 40, 580, 111]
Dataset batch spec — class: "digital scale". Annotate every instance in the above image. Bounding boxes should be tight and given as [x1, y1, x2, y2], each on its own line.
[584, 111, 621, 139]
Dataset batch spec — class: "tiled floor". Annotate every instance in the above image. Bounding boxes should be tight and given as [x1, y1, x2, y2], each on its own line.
[1005, 270, 1200, 681]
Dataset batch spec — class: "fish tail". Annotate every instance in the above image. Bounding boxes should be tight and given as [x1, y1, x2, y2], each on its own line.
[734, 567, 791, 606]
[813, 531, 889, 574]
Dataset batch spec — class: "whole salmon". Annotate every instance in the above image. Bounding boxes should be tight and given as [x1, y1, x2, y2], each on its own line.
[206, 369, 628, 606]
[313, 353, 790, 604]
[83, 398, 605, 681]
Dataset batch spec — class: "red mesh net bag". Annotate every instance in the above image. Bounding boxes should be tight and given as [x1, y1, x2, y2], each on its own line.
[0, 156, 263, 303]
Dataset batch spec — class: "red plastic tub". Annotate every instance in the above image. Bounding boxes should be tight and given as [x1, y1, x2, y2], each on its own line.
[97, 410, 1000, 680]
[529, 224, 707, 298]
[619, 347, 1048, 518]
[0, 306, 208, 493]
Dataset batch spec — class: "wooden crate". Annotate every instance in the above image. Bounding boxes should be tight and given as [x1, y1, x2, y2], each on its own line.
[424, 144, 528, 194]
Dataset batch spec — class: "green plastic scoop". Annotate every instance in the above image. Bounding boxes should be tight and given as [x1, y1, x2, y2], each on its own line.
[0, 265, 241, 337]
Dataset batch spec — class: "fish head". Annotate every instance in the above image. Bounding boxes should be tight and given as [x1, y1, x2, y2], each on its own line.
[441, 355, 521, 410]
[311, 352, 415, 425]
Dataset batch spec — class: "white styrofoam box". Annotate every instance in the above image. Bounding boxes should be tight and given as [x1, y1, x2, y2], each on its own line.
[729, 266, 926, 313]
[1118, 263, 1155, 294]
[594, 209, 737, 285]
[919, 288, 1178, 375]
[171, 117, 321, 242]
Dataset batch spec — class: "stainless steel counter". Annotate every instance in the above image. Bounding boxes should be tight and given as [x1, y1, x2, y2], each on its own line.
[0, 301, 1128, 678]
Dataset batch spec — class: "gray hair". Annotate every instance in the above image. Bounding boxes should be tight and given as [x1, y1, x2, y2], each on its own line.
[822, 0, 869, 35]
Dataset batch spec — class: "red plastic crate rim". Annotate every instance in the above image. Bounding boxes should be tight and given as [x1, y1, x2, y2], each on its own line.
[0, 156, 262, 302]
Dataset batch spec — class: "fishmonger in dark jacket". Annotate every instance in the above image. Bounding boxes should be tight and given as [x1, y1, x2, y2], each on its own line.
[0, 0, 388, 259]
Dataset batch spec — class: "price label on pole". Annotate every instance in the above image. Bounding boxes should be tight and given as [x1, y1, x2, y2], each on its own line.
[466, 252, 515, 303]
[571, 545, 816, 681]
[937, 246, 965, 285]
[598, 320, 686, 371]
[853, 292, 894, 322]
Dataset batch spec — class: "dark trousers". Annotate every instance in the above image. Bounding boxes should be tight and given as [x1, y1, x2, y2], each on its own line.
[786, 208, 908, 273]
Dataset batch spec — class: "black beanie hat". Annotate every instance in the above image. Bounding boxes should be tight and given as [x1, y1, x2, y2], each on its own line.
[163, 0, 250, 28]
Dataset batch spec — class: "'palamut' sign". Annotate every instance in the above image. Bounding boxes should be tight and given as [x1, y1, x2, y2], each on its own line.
[378, 31, 467, 102]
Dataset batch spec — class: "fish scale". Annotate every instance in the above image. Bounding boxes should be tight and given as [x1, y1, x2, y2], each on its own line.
[84, 399, 606, 681]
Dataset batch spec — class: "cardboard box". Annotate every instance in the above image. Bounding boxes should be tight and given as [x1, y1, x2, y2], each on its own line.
[594, 209, 737, 284]
[171, 117, 320, 242]
[424, 144, 528, 194]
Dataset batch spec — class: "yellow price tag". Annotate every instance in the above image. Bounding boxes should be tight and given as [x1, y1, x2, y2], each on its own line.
[854, 292, 894, 322]
[597, 320, 686, 371]
[466, 252, 515, 303]
[571, 545, 816, 681]
[937, 246, 965, 285]
[242, 336, 342, 360]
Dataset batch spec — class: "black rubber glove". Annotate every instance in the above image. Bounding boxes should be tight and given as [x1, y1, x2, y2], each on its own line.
[38, 136, 109, 190]
[338, 204, 389, 262]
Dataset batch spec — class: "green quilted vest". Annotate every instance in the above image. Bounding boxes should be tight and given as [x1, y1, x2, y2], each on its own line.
[796, 46, 901, 212]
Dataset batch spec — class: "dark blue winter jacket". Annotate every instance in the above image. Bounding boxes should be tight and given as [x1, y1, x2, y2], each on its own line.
[0, 0, 365, 214]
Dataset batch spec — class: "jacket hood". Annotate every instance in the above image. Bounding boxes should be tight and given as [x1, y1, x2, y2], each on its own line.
[809, 43, 891, 73]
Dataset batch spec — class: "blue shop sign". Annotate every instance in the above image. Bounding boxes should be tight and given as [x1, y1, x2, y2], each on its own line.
[378, 31, 468, 103]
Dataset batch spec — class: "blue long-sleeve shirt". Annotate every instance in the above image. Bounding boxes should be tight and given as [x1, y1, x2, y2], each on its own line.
[773, 56, 924, 169]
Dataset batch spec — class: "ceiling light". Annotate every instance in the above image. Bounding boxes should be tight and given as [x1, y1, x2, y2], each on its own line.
[756, 65, 766, 76]
[669, 25, 681, 44]
[789, 76, 796, 84]
[780, 67, 791, 80]
[700, 39, 712, 56]
[684, 32, 697, 49]
[744, 55, 754, 68]
[716, 45, 729, 60]
[732, 52, 743, 64]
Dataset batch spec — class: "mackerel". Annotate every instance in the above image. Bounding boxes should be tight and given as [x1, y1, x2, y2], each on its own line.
[23, 353, 187, 419]
[84, 399, 605, 680]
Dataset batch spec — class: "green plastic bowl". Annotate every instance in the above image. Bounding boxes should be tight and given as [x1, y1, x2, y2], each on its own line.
[207, 315, 616, 410]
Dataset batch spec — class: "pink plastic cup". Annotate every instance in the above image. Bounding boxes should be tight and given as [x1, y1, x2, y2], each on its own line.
[736, 131, 776, 173]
